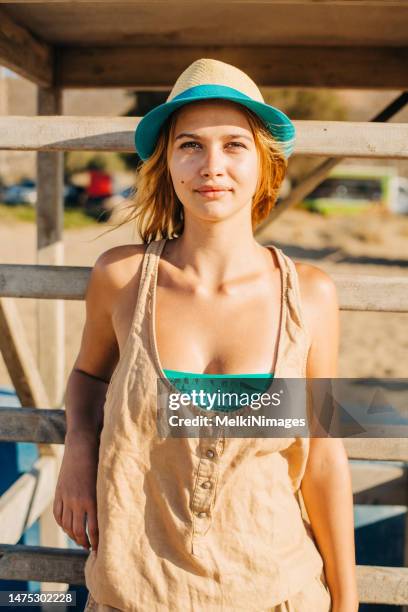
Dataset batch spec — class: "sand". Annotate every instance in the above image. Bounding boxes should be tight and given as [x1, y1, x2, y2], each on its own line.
[0, 207, 407, 392]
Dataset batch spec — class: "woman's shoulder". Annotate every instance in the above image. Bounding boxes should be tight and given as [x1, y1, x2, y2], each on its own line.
[94, 243, 147, 276]
[292, 260, 339, 321]
[291, 261, 339, 359]
[86, 243, 148, 306]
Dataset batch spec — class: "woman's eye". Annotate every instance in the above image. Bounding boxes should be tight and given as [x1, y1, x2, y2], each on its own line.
[180, 140, 245, 149]
[180, 141, 201, 150]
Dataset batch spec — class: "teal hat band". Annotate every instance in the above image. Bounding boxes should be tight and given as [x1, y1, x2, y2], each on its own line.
[135, 83, 296, 160]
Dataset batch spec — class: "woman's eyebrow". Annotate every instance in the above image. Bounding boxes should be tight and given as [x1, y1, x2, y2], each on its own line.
[174, 132, 252, 141]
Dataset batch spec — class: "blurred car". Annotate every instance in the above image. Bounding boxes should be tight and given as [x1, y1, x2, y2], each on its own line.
[300, 165, 408, 215]
[0, 180, 87, 208]
[1, 180, 37, 206]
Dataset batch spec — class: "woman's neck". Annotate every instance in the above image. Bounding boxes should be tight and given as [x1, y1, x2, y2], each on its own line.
[164, 219, 270, 291]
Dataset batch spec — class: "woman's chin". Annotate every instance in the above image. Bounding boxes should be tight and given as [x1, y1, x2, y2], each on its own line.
[183, 198, 247, 224]
[194, 206, 237, 223]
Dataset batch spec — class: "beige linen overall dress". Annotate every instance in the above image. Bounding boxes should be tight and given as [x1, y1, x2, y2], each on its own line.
[84, 238, 332, 612]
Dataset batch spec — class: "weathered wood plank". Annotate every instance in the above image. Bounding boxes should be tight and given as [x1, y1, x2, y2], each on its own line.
[0, 265, 90, 300]
[351, 461, 408, 505]
[357, 565, 408, 605]
[7, 1, 408, 4]
[37, 87, 65, 409]
[1, 408, 407, 465]
[0, 545, 88, 586]
[0, 7, 52, 86]
[0, 407, 66, 444]
[0, 544, 407, 603]
[329, 274, 407, 313]
[344, 438, 408, 462]
[0, 456, 56, 545]
[0, 116, 408, 159]
[0, 298, 50, 407]
[56, 46, 408, 89]
[1, 265, 407, 313]
[1, 411, 405, 502]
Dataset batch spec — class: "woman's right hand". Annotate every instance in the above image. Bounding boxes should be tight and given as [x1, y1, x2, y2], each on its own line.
[53, 432, 100, 551]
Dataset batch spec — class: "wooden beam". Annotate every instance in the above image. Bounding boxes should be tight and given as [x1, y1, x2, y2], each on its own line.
[1, 408, 407, 464]
[0, 408, 408, 504]
[1, 544, 407, 604]
[0, 298, 50, 407]
[0, 456, 56, 545]
[296, 121, 408, 159]
[6, 0, 408, 4]
[0, 544, 88, 586]
[0, 7, 52, 87]
[0, 409, 406, 503]
[36, 87, 64, 408]
[56, 46, 408, 89]
[1, 116, 408, 159]
[357, 565, 408, 605]
[333, 273, 408, 313]
[344, 438, 408, 462]
[0, 407, 66, 444]
[0, 264, 90, 300]
[0, 295, 65, 565]
[1, 264, 407, 313]
[351, 461, 408, 505]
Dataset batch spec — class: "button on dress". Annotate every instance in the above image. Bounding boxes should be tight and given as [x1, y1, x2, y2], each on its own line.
[84, 238, 332, 611]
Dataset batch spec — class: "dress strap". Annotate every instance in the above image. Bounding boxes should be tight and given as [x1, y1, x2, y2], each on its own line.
[282, 252, 310, 336]
[130, 238, 167, 335]
[268, 246, 311, 377]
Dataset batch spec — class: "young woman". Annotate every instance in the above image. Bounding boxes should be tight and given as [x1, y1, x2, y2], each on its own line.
[53, 59, 358, 612]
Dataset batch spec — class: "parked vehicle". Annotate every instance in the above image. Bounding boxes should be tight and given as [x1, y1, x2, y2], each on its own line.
[300, 165, 408, 215]
[1, 180, 37, 206]
[0, 180, 87, 208]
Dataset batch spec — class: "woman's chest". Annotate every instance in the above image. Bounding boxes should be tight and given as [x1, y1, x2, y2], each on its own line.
[154, 279, 283, 374]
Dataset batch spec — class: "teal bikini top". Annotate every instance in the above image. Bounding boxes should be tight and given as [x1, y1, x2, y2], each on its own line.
[163, 369, 274, 412]
[163, 369, 273, 379]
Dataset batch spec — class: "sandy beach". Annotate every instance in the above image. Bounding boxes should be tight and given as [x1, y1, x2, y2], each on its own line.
[0, 207, 407, 391]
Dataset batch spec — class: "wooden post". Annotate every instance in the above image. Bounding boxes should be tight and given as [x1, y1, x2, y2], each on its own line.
[36, 88, 64, 406]
[0, 67, 9, 179]
[36, 87, 67, 563]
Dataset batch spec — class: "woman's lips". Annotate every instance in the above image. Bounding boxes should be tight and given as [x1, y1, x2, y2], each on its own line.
[196, 188, 231, 198]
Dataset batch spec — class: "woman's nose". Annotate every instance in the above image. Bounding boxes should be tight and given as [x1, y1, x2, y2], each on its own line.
[200, 147, 225, 178]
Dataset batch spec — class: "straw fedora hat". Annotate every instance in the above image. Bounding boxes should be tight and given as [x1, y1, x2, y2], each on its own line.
[135, 58, 295, 160]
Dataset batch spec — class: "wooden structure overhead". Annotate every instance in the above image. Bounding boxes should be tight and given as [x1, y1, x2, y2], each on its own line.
[0, 0, 407, 89]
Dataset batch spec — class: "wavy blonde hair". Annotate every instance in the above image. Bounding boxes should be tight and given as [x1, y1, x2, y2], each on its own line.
[120, 103, 287, 243]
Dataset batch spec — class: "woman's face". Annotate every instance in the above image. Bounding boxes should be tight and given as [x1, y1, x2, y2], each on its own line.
[168, 101, 259, 224]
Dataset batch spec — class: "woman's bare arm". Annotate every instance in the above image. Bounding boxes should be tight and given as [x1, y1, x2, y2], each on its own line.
[64, 250, 122, 438]
[297, 265, 359, 612]
[53, 245, 145, 551]
[65, 243, 147, 435]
